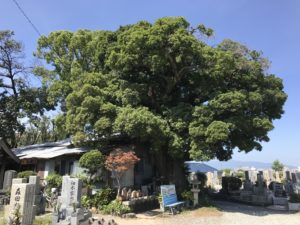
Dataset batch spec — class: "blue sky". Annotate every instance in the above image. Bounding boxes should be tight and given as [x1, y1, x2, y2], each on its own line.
[1, 0, 299, 165]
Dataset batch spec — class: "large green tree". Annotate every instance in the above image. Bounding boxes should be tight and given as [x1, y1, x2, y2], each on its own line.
[35, 17, 287, 185]
[0, 31, 54, 147]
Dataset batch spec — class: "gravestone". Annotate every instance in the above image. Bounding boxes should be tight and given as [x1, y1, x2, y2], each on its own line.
[291, 173, 297, 183]
[61, 176, 82, 207]
[285, 171, 291, 181]
[249, 170, 257, 183]
[295, 172, 300, 182]
[256, 174, 265, 193]
[245, 171, 250, 181]
[284, 180, 294, 194]
[273, 182, 285, 197]
[2, 170, 17, 191]
[29, 176, 45, 216]
[12, 178, 27, 184]
[263, 170, 273, 184]
[7, 183, 35, 225]
[272, 182, 288, 206]
[243, 171, 253, 191]
[53, 176, 91, 225]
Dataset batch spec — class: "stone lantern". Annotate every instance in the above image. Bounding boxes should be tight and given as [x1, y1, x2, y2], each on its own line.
[188, 172, 202, 206]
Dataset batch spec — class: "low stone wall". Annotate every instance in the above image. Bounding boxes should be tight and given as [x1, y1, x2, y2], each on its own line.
[122, 196, 159, 213]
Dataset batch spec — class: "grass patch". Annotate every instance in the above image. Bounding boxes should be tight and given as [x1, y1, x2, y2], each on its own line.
[33, 213, 51, 225]
[0, 209, 5, 225]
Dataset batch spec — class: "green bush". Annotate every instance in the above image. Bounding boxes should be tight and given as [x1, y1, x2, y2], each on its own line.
[79, 150, 104, 180]
[289, 193, 300, 203]
[81, 188, 116, 209]
[17, 170, 37, 180]
[94, 188, 116, 209]
[45, 173, 62, 194]
[81, 195, 93, 209]
[221, 176, 242, 193]
[101, 200, 131, 216]
[181, 190, 193, 201]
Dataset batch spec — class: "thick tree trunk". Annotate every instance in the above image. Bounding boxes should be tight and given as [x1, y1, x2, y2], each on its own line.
[153, 149, 188, 194]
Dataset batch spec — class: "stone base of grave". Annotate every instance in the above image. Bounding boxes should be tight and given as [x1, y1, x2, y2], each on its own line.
[52, 207, 92, 225]
[240, 191, 253, 203]
[251, 195, 272, 206]
[273, 197, 288, 206]
[288, 202, 300, 211]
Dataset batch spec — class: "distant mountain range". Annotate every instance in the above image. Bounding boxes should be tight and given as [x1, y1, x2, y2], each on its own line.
[206, 160, 297, 170]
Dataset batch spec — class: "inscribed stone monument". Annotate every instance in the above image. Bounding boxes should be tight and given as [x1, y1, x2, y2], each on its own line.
[7, 183, 35, 225]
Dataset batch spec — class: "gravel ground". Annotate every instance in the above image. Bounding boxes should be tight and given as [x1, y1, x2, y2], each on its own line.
[0, 201, 299, 225]
[95, 201, 300, 225]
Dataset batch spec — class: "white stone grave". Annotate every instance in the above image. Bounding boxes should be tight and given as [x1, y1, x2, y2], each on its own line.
[7, 183, 35, 225]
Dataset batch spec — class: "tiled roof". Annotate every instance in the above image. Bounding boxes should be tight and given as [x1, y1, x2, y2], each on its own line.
[13, 139, 88, 159]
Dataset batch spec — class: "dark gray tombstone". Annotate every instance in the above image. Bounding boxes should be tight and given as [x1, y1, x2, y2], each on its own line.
[2, 170, 17, 191]
[292, 173, 297, 183]
[295, 172, 300, 182]
[285, 171, 291, 181]
[245, 171, 250, 181]
[273, 182, 285, 197]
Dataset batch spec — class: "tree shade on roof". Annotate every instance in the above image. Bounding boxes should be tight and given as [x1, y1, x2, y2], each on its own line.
[13, 139, 88, 159]
[185, 161, 218, 173]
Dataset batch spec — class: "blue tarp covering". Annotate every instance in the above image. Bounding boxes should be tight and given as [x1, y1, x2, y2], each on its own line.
[185, 161, 218, 173]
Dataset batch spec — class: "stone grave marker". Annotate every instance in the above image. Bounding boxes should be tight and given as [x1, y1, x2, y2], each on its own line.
[12, 178, 27, 184]
[2, 170, 17, 191]
[61, 176, 82, 207]
[29, 176, 45, 216]
[291, 173, 297, 183]
[273, 182, 284, 197]
[54, 176, 91, 225]
[7, 183, 35, 225]
[249, 170, 257, 183]
[245, 171, 250, 181]
[243, 171, 253, 191]
[285, 171, 291, 181]
[253, 173, 265, 195]
[295, 172, 300, 182]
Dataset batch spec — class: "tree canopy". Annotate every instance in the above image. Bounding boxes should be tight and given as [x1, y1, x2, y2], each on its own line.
[0, 31, 54, 147]
[272, 160, 284, 172]
[35, 17, 287, 161]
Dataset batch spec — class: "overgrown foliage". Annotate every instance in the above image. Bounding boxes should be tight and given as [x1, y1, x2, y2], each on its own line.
[35, 17, 287, 162]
